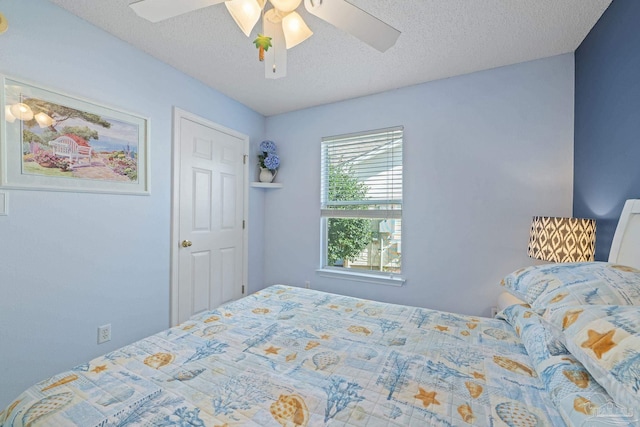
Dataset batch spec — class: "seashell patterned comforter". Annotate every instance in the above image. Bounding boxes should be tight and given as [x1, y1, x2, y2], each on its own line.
[1, 285, 566, 426]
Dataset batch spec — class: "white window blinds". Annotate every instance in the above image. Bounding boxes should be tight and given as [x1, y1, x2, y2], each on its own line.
[321, 126, 403, 219]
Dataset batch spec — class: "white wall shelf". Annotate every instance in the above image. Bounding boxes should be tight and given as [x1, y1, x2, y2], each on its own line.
[250, 182, 283, 189]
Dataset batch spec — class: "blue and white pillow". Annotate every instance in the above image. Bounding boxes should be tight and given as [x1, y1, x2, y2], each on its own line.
[501, 262, 640, 310]
[546, 305, 640, 414]
[500, 304, 636, 426]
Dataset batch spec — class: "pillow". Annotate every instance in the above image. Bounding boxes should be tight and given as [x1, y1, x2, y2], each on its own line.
[501, 262, 640, 309]
[499, 304, 633, 426]
[531, 264, 640, 319]
[500, 265, 553, 304]
[547, 305, 640, 412]
[497, 291, 529, 312]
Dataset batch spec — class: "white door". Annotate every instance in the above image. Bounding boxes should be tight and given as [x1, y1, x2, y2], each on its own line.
[171, 109, 248, 325]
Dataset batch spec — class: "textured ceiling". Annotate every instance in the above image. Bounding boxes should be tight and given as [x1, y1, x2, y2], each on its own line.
[47, 0, 611, 116]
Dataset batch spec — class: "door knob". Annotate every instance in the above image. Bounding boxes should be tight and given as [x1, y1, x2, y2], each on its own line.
[181, 240, 193, 248]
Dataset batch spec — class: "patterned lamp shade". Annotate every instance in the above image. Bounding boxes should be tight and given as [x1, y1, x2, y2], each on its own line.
[528, 216, 596, 263]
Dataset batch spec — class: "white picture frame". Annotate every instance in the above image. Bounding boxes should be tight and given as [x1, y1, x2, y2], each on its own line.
[1, 75, 149, 195]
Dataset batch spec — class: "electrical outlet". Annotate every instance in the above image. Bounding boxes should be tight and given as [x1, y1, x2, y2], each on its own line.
[304, 281, 310, 289]
[98, 324, 111, 344]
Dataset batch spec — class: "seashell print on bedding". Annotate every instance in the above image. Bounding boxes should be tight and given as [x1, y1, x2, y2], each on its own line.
[364, 307, 382, 317]
[167, 368, 206, 382]
[610, 264, 640, 272]
[286, 353, 297, 362]
[495, 401, 541, 427]
[493, 356, 536, 377]
[270, 394, 309, 427]
[573, 396, 596, 415]
[304, 341, 320, 350]
[278, 314, 295, 320]
[22, 392, 73, 427]
[41, 374, 78, 391]
[0, 399, 21, 423]
[465, 381, 483, 398]
[549, 293, 568, 303]
[458, 403, 476, 424]
[312, 352, 340, 370]
[562, 369, 590, 388]
[347, 325, 372, 336]
[483, 328, 511, 340]
[359, 348, 378, 360]
[203, 324, 227, 336]
[387, 337, 406, 346]
[562, 308, 583, 330]
[144, 352, 175, 369]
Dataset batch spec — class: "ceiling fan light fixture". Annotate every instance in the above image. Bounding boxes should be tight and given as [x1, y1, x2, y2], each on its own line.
[268, 0, 302, 14]
[225, 0, 263, 37]
[0, 12, 8, 34]
[9, 103, 34, 121]
[282, 11, 312, 49]
[34, 112, 55, 128]
[5, 105, 16, 123]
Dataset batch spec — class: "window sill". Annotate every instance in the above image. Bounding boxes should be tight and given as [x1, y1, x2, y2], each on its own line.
[315, 268, 405, 287]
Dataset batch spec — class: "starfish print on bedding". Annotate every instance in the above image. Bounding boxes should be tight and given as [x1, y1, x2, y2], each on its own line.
[414, 387, 440, 407]
[91, 364, 107, 373]
[581, 329, 617, 359]
[264, 346, 281, 355]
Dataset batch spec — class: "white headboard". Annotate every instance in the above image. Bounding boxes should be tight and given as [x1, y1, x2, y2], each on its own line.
[608, 199, 640, 269]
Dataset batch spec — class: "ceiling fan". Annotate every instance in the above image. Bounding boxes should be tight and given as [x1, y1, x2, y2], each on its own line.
[129, 0, 400, 79]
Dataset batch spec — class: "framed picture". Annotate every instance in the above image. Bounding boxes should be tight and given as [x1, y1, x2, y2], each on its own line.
[1, 76, 149, 195]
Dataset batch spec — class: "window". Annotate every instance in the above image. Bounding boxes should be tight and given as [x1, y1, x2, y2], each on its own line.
[320, 127, 403, 279]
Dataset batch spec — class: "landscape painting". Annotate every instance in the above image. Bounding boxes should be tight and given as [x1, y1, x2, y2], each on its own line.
[1, 76, 149, 194]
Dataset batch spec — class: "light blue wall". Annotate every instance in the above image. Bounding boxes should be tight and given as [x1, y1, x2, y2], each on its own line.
[263, 54, 576, 316]
[0, 0, 578, 408]
[0, 0, 265, 407]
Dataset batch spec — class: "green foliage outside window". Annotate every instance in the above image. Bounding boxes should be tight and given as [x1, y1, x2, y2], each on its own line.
[327, 164, 371, 266]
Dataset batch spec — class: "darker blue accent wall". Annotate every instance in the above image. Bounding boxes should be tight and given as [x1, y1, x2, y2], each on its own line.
[574, 0, 640, 261]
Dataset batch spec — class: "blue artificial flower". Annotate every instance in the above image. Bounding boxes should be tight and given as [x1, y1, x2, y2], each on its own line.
[264, 154, 280, 170]
[260, 140, 277, 154]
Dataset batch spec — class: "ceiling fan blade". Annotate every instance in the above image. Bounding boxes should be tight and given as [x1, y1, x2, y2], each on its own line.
[263, 13, 287, 79]
[303, 0, 400, 52]
[129, 0, 225, 23]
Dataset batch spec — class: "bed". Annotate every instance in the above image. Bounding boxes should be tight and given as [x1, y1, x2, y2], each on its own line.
[2, 202, 640, 427]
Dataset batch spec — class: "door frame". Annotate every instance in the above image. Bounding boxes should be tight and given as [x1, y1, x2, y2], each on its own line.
[170, 107, 249, 326]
